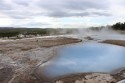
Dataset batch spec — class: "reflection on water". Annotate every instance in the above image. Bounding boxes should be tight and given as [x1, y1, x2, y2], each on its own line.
[36, 43, 125, 81]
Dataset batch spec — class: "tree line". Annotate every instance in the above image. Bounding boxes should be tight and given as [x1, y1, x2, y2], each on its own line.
[1, 22, 124, 39]
[89, 22, 125, 31]
[112, 22, 125, 30]
[0, 28, 49, 38]
[0, 28, 74, 39]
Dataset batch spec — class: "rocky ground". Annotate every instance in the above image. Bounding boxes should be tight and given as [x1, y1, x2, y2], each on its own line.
[56, 73, 116, 83]
[1, 36, 125, 83]
[55, 70, 125, 83]
[0, 37, 81, 83]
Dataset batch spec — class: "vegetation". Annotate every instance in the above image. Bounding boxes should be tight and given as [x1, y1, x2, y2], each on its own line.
[1, 22, 124, 39]
[89, 22, 125, 31]
[0, 28, 49, 39]
[0, 28, 75, 39]
[112, 22, 125, 30]
[0, 31, 19, 38]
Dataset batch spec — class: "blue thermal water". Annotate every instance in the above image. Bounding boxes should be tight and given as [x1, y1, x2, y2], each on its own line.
[37, 43, 125, 79]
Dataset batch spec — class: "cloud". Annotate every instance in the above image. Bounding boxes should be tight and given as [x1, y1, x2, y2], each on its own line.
[0, 0, 110, 19]
[0, 12, 13, 26]
[0, 0, 12, 10]
[37, 0, 110, 17]
[12, 0, 31, 6]
[17, 22, 50, 28]
[37, 0, 109, 10]
[0, 0, 124, 28]
[47, 11, 111, 17]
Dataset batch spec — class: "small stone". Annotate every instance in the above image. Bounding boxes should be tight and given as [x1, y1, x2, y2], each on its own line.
[75, 80, 84, 83]
[56, 80, 63, 83]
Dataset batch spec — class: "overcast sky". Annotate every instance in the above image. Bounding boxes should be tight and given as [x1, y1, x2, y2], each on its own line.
[0, 0, 125, 28]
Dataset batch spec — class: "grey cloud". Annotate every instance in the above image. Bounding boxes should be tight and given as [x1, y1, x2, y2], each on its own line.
[47, 11, 89, 17]
[0, 0, 34, 19]
[27, 22, 50, 26]
[47, 10, 111, 17]
[120, 0, 125, 6]
[11, 19, 50, 28]
[1, 9, 44, 19]
[37, 0, 110, 17]
[23, 22, 51, 28]
[13, 0, 31, 6]
[64, 0, 108, 10]
[1, 10, 33, 19]
[38, 0, 109, 10]
[92, 12, 111, 16]
[0, 0, 12, 10]
[0, 0, 111, 20]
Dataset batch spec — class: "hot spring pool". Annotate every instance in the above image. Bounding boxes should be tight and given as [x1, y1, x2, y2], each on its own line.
[35, 43, 125, 82]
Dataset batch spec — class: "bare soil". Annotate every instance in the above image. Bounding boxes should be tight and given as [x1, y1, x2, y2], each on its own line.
[101, 40, 125, 47]
[0, 37, 81, 53]
[0, 37, 81, 83]
[1, 37, 125, 83]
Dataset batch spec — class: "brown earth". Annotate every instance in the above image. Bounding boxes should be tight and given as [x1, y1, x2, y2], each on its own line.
[101, 40, 125, 47]
[0, 37, 81, 53]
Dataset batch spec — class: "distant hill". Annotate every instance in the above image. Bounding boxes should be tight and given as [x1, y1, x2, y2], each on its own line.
[0, 27, 14, 29]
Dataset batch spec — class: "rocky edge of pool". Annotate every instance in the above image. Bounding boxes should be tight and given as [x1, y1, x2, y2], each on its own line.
[0, 35, 125, 83]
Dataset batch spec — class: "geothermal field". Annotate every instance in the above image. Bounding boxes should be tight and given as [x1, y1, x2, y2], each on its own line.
[0, 28, 125, 83]
[1, 0, 125, 82]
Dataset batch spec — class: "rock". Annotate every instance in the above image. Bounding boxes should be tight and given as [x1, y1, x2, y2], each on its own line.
[123, 72, 125, 77]
[0, 67, 13, 83]
[117, 79, 125, 83]
[56, 80, 64, 83]
[85, 79, 101, 83]
[75, 80, 84, 83]
[84, 36, 94, 40]
[84, 73, 116, 83]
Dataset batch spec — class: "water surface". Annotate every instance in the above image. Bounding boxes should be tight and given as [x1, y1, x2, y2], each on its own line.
[35, 43, 125, 81]
[92, 34, 125, 40]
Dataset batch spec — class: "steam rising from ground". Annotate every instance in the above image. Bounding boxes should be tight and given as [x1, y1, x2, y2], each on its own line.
[75, 27, 117, 37]
[66, 27, 124, 40]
